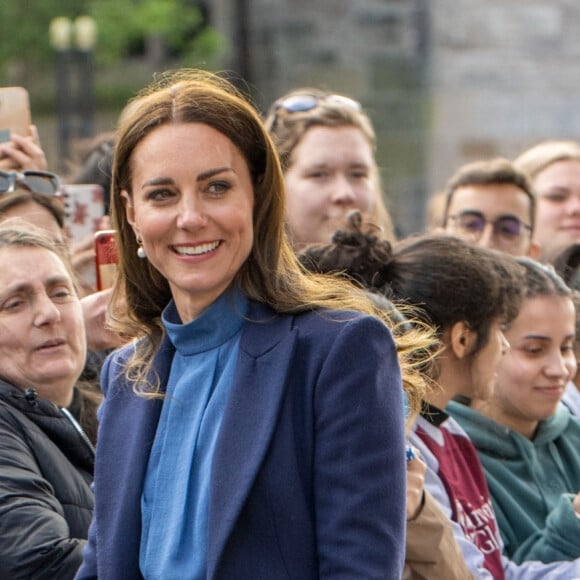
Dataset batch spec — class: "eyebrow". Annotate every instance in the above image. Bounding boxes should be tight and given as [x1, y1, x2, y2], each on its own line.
[304, 161, 371, 169]
[458, 210, 522, 219]
[523, 334, 575, 341]
[538, 186, 571, 193]
[2, 275, 72, 296]
[141, 166, 233, 189]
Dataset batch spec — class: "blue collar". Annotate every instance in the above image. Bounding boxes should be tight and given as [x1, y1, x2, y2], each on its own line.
[162, 290, 249, 356]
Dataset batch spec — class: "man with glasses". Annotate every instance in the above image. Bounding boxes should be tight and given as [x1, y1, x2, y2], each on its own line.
[442, 157, 541, 258]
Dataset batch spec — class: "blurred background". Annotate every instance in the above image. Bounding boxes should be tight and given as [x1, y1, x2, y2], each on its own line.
[2, 0, 580, 236]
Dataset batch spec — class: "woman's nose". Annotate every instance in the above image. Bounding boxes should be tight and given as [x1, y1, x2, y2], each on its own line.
[544, 351, 571, 379]
[565, 192, 580, 215]
[176, 197, 208, 229]
[330, 175, 358, 206]
[33, 294, 61, 326]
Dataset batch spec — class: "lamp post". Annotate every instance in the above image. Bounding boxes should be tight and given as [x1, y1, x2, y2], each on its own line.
[74, 16, 97, 139]
[49, 17, 73, 168]
[49, 16, 98, 169]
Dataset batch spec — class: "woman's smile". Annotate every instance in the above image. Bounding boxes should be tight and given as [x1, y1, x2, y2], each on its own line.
[172, 240, 221, 256]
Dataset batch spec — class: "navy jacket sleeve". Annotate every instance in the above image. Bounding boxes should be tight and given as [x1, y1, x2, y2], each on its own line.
[76, 354, 114, 580]
[312, 314, 406, 578]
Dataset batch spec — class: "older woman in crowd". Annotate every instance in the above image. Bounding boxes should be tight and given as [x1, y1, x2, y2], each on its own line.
[0, 223, 98, 579]
[0, 182, 123, 357]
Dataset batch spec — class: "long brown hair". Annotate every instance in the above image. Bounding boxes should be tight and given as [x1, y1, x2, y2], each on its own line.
[109, 69, 434, 408]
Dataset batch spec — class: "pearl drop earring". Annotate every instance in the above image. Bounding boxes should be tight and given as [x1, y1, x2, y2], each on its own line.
[137, 245, 146, 259]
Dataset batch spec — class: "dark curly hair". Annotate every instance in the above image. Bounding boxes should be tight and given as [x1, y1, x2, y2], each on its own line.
[300, 211, 524, 356]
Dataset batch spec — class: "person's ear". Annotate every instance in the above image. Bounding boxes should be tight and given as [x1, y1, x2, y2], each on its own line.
[526, 240, 542, 260]
[120, 190, 136, 228]
[449, 321, 478, 359]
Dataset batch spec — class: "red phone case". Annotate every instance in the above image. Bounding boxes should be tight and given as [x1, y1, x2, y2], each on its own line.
[94, 230, 118, 291]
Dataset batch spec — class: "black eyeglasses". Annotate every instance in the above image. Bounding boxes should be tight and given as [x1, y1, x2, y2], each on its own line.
[0, 170, 61, 196]
[448, 210, 532, 241]
[273, 93, 362, 116]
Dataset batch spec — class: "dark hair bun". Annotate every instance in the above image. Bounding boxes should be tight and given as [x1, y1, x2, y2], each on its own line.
[299, 210, 393, 290]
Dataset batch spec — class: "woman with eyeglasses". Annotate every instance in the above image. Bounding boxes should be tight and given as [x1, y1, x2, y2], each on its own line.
[0, 222, 98, 579]
[264, 88, 396, 249]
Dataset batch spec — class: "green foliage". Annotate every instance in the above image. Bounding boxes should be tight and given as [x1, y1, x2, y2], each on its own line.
[0, 0, 223, 69]
[88, 0, 217, 64]
[182, 28, 228, 69]
[0, 0, 87, 65]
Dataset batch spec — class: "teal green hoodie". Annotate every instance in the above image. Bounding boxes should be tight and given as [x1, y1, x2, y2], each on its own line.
[447, 401, 580, 564]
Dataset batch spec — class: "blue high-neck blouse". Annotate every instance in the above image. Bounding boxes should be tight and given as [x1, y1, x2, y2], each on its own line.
[140, 290, 248, 580]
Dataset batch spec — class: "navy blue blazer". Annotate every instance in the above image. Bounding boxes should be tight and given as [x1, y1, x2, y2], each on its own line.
[77, 301, 406, 579]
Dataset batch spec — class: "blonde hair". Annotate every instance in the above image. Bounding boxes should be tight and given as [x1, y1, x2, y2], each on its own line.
[109, 69, 434, 409]
[514, 140, 580, 181]
[264, 87, 396, 242]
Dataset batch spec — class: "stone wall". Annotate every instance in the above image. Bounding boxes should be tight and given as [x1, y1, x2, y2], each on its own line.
[211, 0, 429, 234]
[428, 0, 580, 199]
[210, 0, 580, 235]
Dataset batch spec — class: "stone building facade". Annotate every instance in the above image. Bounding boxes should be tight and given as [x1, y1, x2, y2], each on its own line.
[209, 0, 580, 235]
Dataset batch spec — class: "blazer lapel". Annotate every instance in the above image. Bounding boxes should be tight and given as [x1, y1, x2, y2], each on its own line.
[207, 304, 297, 576]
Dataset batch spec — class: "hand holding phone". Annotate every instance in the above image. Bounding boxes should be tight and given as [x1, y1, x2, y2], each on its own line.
[0, 87, 31, 142]
[0, 127, 48, 172]
[94, 230, 118, 291]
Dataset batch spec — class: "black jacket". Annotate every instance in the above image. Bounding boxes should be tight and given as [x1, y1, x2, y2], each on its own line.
[0, 380, 94, 579]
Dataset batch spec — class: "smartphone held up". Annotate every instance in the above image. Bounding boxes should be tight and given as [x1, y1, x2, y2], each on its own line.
[94, 230, 118, 291]
[0, 86, 31, 143]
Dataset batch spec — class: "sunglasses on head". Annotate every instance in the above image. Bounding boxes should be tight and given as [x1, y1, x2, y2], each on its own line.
[0, 170, 61, 197]
[448, 210, 532, 240]
[274, 93, 362, 115]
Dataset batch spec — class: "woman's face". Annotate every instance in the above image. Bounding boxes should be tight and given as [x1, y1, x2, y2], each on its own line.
[123, 122, 255, 323]
[468, 319, 509, 400]
[283, 126, 375, 247]
[0, 246, 86, 407]
[534, 159, 580, 258]
[491, 295, 576, 437]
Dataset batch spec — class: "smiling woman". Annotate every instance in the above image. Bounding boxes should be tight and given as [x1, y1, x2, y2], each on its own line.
[76, 69, 436, 579]
[0, 223, 98, 579]
[448, 258, 580, 565]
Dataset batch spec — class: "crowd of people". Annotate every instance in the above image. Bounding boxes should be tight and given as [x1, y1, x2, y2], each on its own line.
[1, 68, 580, 579]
